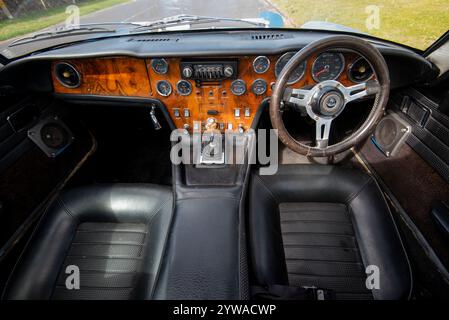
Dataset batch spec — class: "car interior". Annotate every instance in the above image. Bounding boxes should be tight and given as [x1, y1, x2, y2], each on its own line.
[0, 27, 448, 300]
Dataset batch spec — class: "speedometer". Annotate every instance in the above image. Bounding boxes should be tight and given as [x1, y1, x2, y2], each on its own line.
[275, 52, 307, 85]
[311, 52, 345, 82]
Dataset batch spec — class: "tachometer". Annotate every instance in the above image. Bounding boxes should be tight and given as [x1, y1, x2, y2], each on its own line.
[312, 52, 345, 82]
[275, 52, 307, 85]
[348, 57, 373, 83]
[252, 79, 267, 95]
[156, 80, 172, 96]
[176, 80, 192, 96]
[230, 79, 246, 96]
[151, 58, 169, 74]
[253, 56, 270, 74]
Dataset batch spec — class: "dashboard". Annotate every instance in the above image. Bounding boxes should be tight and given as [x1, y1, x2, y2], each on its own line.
[51, 52, 374, 132]
[0, 29, 435, 134]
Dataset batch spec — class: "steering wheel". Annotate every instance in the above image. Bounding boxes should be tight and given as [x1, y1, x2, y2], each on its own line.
[270, 35, 390, 157]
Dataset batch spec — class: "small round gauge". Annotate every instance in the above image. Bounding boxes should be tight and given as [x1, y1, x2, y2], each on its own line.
[176, 80, 192, 96]
[275, 52, 307, 85]
[151, 58, 169, 74]
[156, 80, 172, 96]
[252, 79, 267, 95]
[312, 52, 345, 82]
[253, 56, 270, 74]
[230, 79, 247, 96]
[348, 57, 374, 83]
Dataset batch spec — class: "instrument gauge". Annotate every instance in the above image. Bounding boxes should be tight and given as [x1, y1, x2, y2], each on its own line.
[176, 80, 192, 96]
[348, 57, 374, 83]
[312, 52, 345, 82]
[230, 79, 247, 96]
[275, 52, 307, 85]
[252, 79, 267, 96]
[151, 58, 169, 74]
[253, 56, 270, 74]
[156, 80, 172, 96]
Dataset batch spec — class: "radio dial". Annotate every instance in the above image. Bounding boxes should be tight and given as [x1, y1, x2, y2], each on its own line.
[182, 66, 193, 78]
[224, 65, 234, 78]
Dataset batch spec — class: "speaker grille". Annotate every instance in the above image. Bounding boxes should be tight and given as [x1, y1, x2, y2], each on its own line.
[372, 113, 411, 157]
[55, 62, 81, 88]
[375, 118, 398, 148]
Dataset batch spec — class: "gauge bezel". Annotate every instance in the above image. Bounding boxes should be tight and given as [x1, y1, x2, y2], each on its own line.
[151, 58, 169, 75]
[311, 52, 345, 83]
[230, 79, 247, 96]
[253, 56, 271, 74]
[176, 80, 193, 96]
[275, 52, 307, 85]
[347, 57, 374, 83]
[252, 78, 268, 96]
[156, 80, 172, 97]
[55, 62, 81, 88]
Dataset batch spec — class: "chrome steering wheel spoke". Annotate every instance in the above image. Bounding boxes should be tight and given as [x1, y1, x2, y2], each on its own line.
[284, 87, 313, 109]
[342, 80, 380, 103]
[315, 117, 332, 149]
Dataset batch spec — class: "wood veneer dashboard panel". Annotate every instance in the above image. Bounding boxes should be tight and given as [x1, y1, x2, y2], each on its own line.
[146, 56, 270, 132]
[146, 53, 363, 131]
[52, 53, 366, 131]
[52, 57, 151, 97]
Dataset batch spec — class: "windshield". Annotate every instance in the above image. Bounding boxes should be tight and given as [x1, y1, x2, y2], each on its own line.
[0, 0, 447, 52]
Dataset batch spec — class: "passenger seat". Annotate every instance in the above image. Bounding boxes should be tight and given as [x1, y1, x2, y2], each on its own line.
[2, 184, 173, 300]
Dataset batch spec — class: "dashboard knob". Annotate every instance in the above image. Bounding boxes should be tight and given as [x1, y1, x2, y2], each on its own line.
[223, 65, 234, 78]
[182, 66, 193, 78]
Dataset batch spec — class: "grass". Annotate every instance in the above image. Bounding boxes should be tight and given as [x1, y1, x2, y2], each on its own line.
[0, 0, 129, 41]
[272, 0, 449, 50]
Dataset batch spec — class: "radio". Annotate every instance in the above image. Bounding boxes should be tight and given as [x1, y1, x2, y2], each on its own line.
[180, 60, 238, 81]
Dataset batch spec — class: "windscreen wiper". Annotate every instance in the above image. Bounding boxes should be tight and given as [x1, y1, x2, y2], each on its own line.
[8, 22, 141, 47]
[130, 14, 268, 33]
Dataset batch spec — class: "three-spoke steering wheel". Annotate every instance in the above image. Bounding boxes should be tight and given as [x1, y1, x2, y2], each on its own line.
[270, 35, 390, 157]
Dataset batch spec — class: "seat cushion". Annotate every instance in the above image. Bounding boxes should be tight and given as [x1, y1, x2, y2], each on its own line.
[2, 184, 173, 300]
[249, 165, 412, 300]
[279, 202, 372, 300]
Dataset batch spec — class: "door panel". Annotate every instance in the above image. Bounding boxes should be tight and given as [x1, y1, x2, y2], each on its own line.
[358, 87, 449, 269]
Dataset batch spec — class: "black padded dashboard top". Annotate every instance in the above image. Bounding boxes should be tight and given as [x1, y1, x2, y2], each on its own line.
[0, 29, 437, 90]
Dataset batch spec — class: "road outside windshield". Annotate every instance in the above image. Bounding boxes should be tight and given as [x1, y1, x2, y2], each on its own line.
[0, 0, 447, 50]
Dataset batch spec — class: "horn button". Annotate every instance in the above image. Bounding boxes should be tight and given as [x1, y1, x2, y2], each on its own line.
[311, 86, 345, 117]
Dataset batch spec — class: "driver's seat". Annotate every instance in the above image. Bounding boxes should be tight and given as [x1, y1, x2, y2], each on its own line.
[249, 165, 411, 300]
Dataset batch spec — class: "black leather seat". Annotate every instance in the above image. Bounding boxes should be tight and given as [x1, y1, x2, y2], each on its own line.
[249, 165, 412, 300]
[3, 184, 173, 300]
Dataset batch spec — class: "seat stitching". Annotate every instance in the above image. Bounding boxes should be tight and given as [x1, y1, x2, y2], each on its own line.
[145, 195, 172, 225]
[344, 178, 374, 205]
[141, 195, 172, 299]
[254, 174, 280, 204]
[58, 197, 80, 224]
